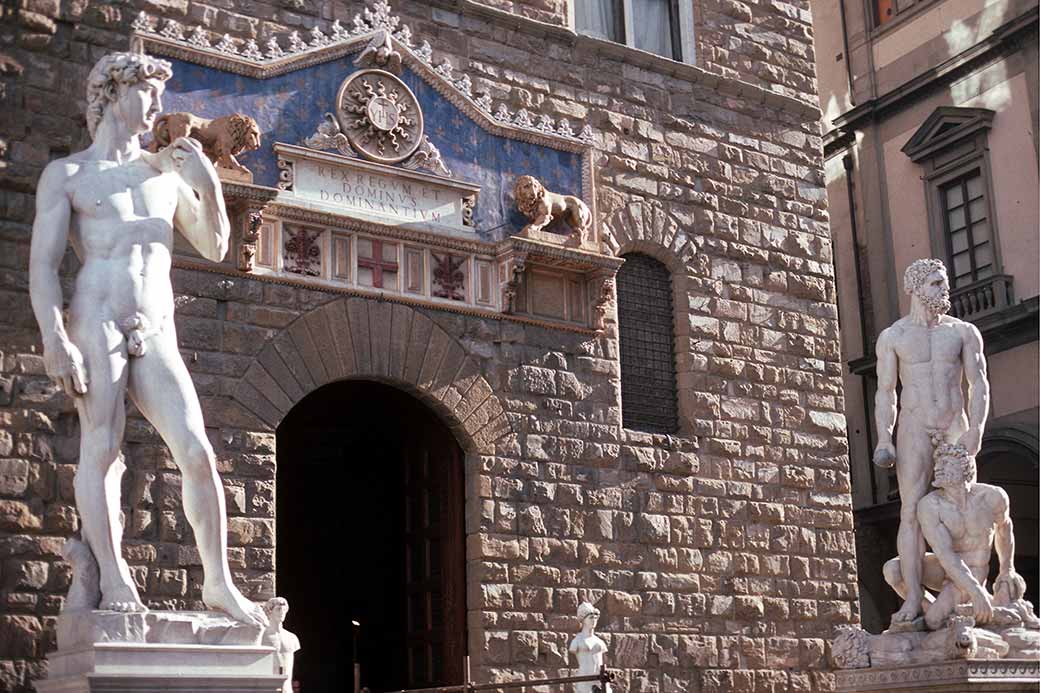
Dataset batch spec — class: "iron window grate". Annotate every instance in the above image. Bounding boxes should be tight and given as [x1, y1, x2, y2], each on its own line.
[617, 253, 678, 433]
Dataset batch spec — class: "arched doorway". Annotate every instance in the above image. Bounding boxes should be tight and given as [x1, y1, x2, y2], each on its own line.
[276, 380, 467, 692]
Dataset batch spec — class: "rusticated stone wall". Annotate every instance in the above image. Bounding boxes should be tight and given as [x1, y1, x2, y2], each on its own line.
[0, 1, 851, 691]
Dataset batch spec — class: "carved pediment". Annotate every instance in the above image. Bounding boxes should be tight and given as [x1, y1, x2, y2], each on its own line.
[141, 1, 619, 331]
[901, 107, 995, 163]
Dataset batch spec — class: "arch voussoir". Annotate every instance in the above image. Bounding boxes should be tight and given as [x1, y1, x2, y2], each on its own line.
[368, 300, 393, 378]
[287, 313, 330, 386]
[303, 303, 349, 381]
[230, 298, 512, 452]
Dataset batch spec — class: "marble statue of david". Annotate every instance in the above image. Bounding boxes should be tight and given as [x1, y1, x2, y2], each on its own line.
[29, 51, 266, 626]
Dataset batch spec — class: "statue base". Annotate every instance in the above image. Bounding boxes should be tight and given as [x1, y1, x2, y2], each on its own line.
[36, 609, 285, 693]
[835, 659, 1040, 692]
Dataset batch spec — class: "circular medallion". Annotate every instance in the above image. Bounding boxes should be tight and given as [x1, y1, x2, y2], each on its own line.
[336, 69, 423, 164]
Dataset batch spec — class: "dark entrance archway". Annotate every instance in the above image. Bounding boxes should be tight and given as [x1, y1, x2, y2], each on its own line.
[276, 380, 467, 692]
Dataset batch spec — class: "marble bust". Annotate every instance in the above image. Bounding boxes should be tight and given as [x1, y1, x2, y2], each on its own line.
[263, 598, 301, 693]
[569, 602, 608, 693]
[28, 51, 264, 626]
[872, 258, 989, 627]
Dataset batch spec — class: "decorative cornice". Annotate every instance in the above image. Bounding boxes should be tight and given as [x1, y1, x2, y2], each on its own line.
[499, 236, 625, 272]
[129, 0, 595, 153]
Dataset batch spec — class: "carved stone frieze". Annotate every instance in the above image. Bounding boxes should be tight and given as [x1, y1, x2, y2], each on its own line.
[131, 1, 597, 151]
[238, 208, 266, 272]
[355, 28, 402, 74]
[501, 254, 526, 315]
[336, 69, 422, 164]
[282, 224, 322, 276]
[302, 112, 358, 157]
[401, 136, 450, 177]
[276, 157, 294, 191]
[431, 252, 467, 301]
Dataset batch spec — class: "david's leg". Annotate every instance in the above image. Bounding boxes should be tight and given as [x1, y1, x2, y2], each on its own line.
[892, 426, 933, 623]
[129, 332, 266, 626]
[71, 320, 144, 612]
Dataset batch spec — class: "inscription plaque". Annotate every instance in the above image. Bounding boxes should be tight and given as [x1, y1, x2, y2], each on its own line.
[275, 143, 480, 232]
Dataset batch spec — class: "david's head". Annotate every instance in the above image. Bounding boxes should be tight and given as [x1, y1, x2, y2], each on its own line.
[904, 258, 951, 317]
[86, 52, 173, 139]
[933, 441, 976, 489]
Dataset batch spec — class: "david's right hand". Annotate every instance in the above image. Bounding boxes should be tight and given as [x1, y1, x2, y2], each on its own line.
[44, 341, 88, 396]
[873, 443, 896, 468]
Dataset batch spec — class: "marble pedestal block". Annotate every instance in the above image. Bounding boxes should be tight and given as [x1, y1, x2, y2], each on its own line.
[835, 659, 1040, 692]
[35, 610, 286, 693]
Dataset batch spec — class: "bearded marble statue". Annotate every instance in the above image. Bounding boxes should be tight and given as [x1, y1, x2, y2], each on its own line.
[831, 258, 1038, 671]
[873, 258, 990, 627]
[29, 51, 265, 626]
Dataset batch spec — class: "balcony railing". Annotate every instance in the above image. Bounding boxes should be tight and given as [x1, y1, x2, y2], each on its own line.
[950, 274, 1014, 321]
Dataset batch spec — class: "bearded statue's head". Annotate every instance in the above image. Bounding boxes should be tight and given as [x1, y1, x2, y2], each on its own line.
[933, 440, 976, 488]
[904, 258, 951, 316]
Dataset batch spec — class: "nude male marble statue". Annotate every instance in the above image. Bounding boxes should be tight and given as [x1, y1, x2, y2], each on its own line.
[882, 441, 1034, 631]
[569, 602, 608, 693]
[873, 258, 989, 626]
[29, 51, 265, 626]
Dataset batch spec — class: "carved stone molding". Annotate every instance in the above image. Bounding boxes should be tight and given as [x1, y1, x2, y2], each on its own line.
[302, 113, 358, 157]
[336, 68, 423, 164]
[835, 658, 1040, 691]
[276, 157, 294, 191]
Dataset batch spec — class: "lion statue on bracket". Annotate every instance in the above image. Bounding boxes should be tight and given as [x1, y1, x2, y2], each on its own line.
[149, 112, 261, 181]
[513, 174, 593, 248]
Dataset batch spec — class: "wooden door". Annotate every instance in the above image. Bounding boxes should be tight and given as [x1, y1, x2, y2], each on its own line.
[402, 417, 465, 687]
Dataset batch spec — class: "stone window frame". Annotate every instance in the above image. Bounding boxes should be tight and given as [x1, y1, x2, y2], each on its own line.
[614, 239, 696, 436]
[569, 0, 698, 65]
[901, 107, 1006, 286]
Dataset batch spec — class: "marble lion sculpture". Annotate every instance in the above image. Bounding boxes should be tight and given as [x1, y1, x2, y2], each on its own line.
[150, 112, 261, 177]
[514, 174, 592, 244]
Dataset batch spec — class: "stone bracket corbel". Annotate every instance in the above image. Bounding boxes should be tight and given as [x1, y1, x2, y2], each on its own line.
[222, 183, 279, 273]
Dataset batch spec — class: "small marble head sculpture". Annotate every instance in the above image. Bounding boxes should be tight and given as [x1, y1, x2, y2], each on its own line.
[577, 601, 600, 627]
[903, 258, 951, 315]
[263, 596, 289, 626]
[933, 440, 977, 487]
[85, 51, 173, 140]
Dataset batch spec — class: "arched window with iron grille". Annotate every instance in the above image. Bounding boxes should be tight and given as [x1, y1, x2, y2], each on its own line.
[616, 252, 679, 433]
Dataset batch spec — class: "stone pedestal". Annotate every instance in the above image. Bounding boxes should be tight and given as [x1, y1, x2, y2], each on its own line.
[35, 610, 286, 693]
[835, 659, 1040, 692]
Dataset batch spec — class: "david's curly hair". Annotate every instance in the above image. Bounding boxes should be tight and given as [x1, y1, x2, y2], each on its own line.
[86, 52, 173, 140]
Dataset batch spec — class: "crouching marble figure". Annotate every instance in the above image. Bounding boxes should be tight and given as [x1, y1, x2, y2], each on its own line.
[31, 50, 292, 692]
[832, 259, 1038, 684]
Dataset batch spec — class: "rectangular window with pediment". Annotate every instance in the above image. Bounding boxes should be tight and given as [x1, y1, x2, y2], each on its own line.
[903, 107, 1011, 322]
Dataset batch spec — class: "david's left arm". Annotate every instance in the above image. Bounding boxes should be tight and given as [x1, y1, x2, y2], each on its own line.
[170, 137, 231, 262]
[959, 322, 989, 455]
